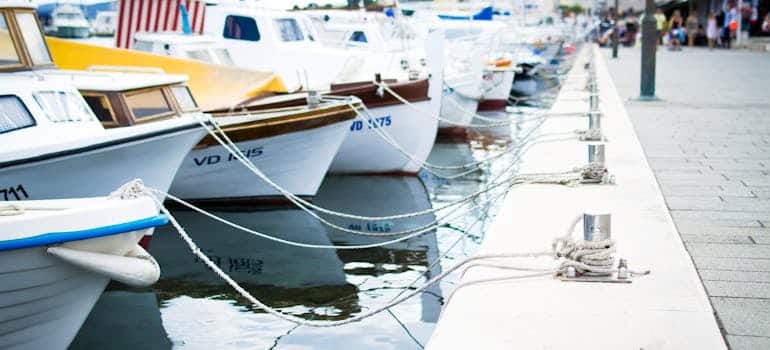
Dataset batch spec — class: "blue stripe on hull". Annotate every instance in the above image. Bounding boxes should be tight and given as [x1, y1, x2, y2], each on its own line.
[0, 215, 168, 252]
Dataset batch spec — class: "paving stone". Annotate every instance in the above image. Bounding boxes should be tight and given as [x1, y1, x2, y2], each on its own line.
[704, 281, 770, 298]
[669, 197, 770, 212]
[672, 210, 764, 224]
[693, 257, 770, 271]
[607, 47, 770, 343]
[726, 335, 770, 350]
[699, 270, 770, 283]
[739, 177, 770, 187]
[686, 243, 770, 259]
[677, 226, 770, 236]
[680, 234, 754, 244]
[712, 298, 770, 336]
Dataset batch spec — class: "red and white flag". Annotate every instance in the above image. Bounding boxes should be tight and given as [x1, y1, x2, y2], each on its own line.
[115, 0, 206, 49]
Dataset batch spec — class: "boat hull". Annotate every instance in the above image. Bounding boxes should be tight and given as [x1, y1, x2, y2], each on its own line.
[329, 100, 439, 174]
[0, 128, 204, 201]
[0, 230, 149, 350]
[439, 88, 478, 133]
[170, 121, 350, 201]
[478, 69, 516, 111]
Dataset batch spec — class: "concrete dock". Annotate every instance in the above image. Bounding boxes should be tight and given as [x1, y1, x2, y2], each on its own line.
[604, 47, 770, 350]
[426, 46, 726, 349]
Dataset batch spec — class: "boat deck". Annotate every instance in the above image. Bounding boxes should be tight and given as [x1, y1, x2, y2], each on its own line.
[425, 46, 726, 349]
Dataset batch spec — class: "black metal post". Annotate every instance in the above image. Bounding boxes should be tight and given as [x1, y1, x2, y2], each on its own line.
[612, 0, 619, 58]
[640, 0, 657, 98]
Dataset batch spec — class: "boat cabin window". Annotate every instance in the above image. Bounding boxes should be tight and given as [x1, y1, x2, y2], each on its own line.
[132, 40, 154, 53]
[0, 14, 21, 67]
[82, 94, 116, 124]
[223, 15, 260, 42]
[349, 31, 368, 43]
[171, 86, 198, 111]
[33, 91, 95, 123]
[273, 18, 304, 42]
[14, 12, 52, 66]
[300, 18, 316, 41]
[213, 48, 234, 65]
[185, 49, 213, 63]
[125, 88, 173, 120]
[0, 95, 35, 134]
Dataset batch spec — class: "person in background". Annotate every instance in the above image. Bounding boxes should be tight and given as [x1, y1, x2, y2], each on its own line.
[686, 13, 699, 46]
[722, 2, 737, 48]
[655, 9, 667, 46]
[707, 13, 718, 48]
[669, 10, 685, 50]
[762, 13, 770, 33]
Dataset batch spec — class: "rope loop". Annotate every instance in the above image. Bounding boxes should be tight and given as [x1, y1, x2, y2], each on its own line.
[0, 204, 24, 216]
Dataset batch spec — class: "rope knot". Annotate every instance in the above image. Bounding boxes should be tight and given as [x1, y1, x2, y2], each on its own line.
[109, 179, 147, 200]
[0, 204, 25, 216]
[576, 162, 615, 184]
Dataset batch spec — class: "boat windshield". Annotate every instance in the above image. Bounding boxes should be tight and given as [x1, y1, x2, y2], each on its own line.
[0, 14, 21, 67]
[171, 86, 197, 111]
[274, 18, 305, 42]
[185, 49, 213, 63]
[15, 12, 52, 66]
[0, 95, 35, 134]
[57, 13, 82, 20]
[212, 48, 234, 66]
[34, 91, 95, 123]
[125, 88, 174, 120]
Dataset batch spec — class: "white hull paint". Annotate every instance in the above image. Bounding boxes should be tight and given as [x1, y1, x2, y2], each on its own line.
[439, 89, 478, 129]
[170, 121, 350, 200]
[478, 69, 516, 110]
[0, 128, 204, 201]
[329, 100, 439, 174]
[0, 230, 151, 350]
[482, 69, 516, 102]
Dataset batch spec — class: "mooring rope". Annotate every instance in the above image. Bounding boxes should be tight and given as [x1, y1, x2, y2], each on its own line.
[138, 175, 640, 327]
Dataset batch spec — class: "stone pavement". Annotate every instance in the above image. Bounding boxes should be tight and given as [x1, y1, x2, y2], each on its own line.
[603, 47, 770, 350]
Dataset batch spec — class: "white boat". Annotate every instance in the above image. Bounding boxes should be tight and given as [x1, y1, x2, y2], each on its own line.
[0, 78, 205, 202]
[438, 39, 485, 132]
[478, 58, 517, 111]
[91, 10, 116, 36]
[129, 28, 444, 176]
[49, 4, 90, 38]
[0, 3, 206, 203]
[132, 32, 236, 66]
[172, 95, 359, 202]
[0, 188, 166, 350]
[201, 5, 419, 89]
[326, 30, 444, 174]
[30, 68, 357, 203]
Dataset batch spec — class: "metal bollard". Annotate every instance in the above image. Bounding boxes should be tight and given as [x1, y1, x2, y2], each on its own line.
[588, 110, 602, 130]
[588, 143, 606, 166]
[583, 211, 611, 241]
[306, 90, 321, 109]
[589, 93, 600, 111]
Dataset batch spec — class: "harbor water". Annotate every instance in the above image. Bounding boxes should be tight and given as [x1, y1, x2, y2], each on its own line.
[68, 69, 566, 350]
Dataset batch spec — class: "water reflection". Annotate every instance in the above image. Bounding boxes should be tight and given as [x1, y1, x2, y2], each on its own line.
[72, 174, 454, 349]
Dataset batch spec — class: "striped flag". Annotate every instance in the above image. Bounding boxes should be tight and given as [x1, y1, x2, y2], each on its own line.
[115, 0, 206, 49]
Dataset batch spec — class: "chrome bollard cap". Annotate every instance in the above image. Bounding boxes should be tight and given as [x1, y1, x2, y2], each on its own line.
[583, 211, 611, 241]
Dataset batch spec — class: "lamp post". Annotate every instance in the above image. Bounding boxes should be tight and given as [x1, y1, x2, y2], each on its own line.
[639, 0, 657, 99]
[612, 0, 619, 58]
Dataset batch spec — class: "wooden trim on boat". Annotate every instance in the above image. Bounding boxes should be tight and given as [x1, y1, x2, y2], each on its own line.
[0, 8, 56, 72]
[329, 78, 430, 109]
[229, 78, 430, 111]
[195, 102, 359, 149]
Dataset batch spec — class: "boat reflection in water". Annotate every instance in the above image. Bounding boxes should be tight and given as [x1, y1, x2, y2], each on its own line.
[72, 175, 446, 349]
